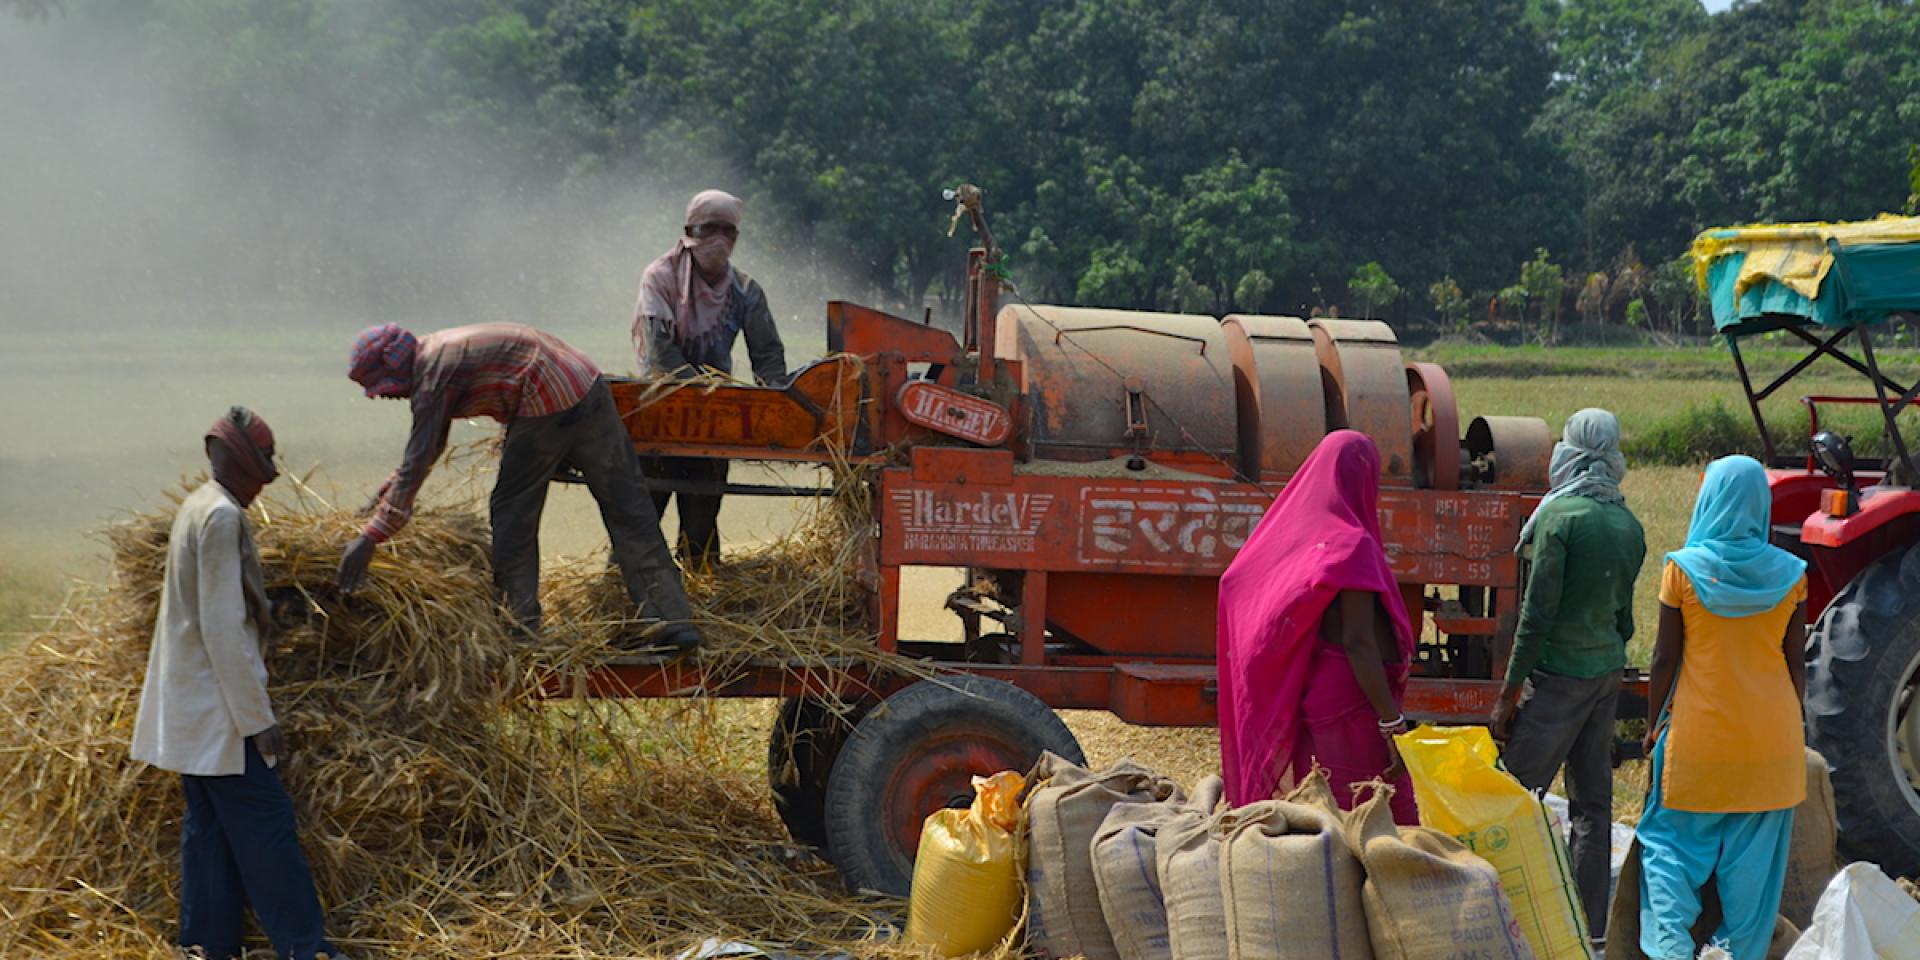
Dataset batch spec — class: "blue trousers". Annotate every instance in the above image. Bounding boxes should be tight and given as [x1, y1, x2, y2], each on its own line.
[1637, 735, 1793, 960]
[179, 740, 336, 960]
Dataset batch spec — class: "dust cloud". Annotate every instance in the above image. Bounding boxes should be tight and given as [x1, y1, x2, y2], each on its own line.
[0, 9, 860, 603]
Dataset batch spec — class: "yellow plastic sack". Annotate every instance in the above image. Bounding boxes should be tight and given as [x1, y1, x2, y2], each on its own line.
[905, 770, 1027, 957]
[1397, 725, 1587, 960]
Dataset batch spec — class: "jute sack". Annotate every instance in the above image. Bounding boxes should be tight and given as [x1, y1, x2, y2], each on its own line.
[1345, 784, 1534, 960]
[1026, 753, 1186, 960]
[1093, 776, 1224, 960]
[1606, 838, 1802, 960]
[1219, 797, 1372, 960]
[1157, 793, 1232, 960]
[1780, 749, 1840, 929]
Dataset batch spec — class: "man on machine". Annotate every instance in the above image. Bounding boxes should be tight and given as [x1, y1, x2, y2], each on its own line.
[630, 189, 788, 569]
[337, 321, 700, 652]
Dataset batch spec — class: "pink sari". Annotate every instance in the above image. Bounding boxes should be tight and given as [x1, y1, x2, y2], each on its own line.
[1217, 431, 1419, 823]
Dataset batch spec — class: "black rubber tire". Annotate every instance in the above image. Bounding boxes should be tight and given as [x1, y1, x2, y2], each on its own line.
[1805, 545, 1920, 877]
[822, 676, 1085, 897]
[767, 697, 867, 851]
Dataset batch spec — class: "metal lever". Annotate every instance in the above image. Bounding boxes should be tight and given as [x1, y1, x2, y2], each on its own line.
[1124, 378, 1150, 470]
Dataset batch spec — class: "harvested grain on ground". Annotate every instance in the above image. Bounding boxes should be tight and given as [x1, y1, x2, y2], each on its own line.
[0, 475, 944, 960]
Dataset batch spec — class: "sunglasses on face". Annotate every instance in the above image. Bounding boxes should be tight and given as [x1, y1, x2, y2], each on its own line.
[686, 222, 739, 240]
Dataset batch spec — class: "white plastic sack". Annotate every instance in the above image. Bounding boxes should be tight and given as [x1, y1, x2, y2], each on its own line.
[1540, 792, 1634, 882]
[1783, 862, 1920, 960]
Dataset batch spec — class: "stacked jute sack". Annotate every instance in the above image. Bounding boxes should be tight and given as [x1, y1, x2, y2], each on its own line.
[1020, 753, 1539, 960]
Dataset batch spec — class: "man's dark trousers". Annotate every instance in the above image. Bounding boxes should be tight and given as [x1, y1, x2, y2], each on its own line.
[179, 740, 335, 960]
[1502, 669, 1620, 939]
[643, 456, 726, 569]
[490, 378, 693, 632]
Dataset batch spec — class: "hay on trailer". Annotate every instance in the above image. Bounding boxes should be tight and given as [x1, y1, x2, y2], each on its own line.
[0, 472, 951, 960]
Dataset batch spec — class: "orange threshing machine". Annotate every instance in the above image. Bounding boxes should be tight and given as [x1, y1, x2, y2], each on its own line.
[566, 188, 1618, 895]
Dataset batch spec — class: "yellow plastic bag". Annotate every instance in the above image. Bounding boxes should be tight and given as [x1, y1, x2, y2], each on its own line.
[905, 770, 1027, 957]
[1397, 725, 1588, 960]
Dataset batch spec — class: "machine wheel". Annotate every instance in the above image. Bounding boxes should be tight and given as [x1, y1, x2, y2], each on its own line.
[767, 697, 868, 851]
[1806, 546, 1920, 877]
[822, 676, 1085, 897]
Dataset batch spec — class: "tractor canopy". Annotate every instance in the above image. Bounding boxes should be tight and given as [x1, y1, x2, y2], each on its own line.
[1692, 215, 1920, 334]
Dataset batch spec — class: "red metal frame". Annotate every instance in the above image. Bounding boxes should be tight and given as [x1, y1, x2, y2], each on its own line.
[556, 189, 1661, 732]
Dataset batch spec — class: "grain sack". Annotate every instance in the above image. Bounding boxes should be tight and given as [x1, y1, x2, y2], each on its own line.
[1398, 726, 1589, 960]
[1158, 791, 1231, 960]
[1346, 785, 1534, 960]
[1768, 916, 1801, 960]
[905, 771, 1028, 957]
[1026, 753, 1186, 960]
[1219, 797, 1371, 960]
[1780, 749, 1840, 929]
[1093, 776, 1224, 960]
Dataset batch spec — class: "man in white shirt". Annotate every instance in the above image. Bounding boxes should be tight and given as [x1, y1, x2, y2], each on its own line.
[131, 408, 341, 960]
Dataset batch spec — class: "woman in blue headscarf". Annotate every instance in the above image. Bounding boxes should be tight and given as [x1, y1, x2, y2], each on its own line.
[1638, 455, 1809, 960]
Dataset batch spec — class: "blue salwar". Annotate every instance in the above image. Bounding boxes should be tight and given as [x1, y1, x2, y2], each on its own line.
[1637, 734, 1794, 960]
[179, 740, 337, 960]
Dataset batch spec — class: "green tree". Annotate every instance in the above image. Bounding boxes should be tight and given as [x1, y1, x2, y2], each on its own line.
[1520, 248, 1566, 339]
[1651, 253, 1701, 334]
[1348, 262, 1401, 319]
[1678, 0, 1920, 227]
[1428, 276, 1471, 332]
[1626, 298, 1649, 329]
[1497, 284, 1531, 325]
[1165, 154, 1293, 313]
[1908, 144, 1920, 215]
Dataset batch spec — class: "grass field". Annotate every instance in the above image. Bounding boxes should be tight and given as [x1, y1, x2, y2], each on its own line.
[6, 327, 1911, 823]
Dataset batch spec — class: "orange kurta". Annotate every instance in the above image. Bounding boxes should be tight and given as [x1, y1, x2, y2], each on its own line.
[1657, 561, 1807, 812]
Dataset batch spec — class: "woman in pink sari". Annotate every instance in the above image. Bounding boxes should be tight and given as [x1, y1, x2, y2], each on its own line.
[1217, 430, 1419, 824]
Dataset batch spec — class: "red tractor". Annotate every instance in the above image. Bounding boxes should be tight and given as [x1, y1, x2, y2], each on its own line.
[1697, 216, 1920, 876]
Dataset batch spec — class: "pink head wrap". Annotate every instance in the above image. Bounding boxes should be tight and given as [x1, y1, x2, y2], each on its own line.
[1215, 430, 1413, 806]
[348, 323, 419, 397]
[633, 190, 744, 363]
[205, 406, 278, 485]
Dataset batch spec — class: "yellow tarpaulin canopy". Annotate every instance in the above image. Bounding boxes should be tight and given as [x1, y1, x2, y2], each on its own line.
[1691, 214, 1920, 300]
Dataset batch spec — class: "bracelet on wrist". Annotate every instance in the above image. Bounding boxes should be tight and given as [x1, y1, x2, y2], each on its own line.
[1377, 714, 1409, 735]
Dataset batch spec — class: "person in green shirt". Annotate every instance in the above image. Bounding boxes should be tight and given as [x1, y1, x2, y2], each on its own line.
[1491, 408, 1645, 950]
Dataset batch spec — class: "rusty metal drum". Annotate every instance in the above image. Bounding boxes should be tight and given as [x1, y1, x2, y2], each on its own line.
[1308, 318, 1415, 482]
[1465, 416, 1553, 490]
[1222, 315, 1327, 479]
[993, 304, 1238, 471]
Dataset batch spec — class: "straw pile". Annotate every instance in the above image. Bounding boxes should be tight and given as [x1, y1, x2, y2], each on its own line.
[0, 474, 938, 959]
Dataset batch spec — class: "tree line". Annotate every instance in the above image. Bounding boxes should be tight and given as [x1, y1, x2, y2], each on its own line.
[20, 0, 1920, 338]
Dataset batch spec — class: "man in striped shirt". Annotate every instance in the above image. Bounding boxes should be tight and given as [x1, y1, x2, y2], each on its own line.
[338, 322, 698, 651]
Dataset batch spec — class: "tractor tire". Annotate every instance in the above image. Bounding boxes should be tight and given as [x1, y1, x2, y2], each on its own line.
[1805, 545, 1920, 877]
[767, 696, 868, 851]
[822, 676, 1085, 897]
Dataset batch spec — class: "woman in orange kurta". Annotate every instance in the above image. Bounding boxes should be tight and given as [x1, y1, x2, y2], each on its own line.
[1638, 455, 1808, 960]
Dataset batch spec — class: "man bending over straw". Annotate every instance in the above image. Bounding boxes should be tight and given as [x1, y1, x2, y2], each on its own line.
[338, 321, 701, 652]
[131, 407, 344, 960]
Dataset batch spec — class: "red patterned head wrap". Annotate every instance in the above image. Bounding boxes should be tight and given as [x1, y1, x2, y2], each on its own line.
[348, 323, 419, 397]
[205, 406, 278, 484]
